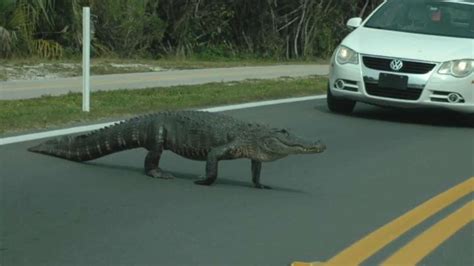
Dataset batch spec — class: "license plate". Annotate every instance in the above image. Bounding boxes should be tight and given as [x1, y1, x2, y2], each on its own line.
[378, 73, 408, 90]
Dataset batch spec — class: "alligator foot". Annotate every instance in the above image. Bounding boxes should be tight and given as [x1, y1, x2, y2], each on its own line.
[194, 178, 215, 186]
[146, 169, 175, 179]
[254, 183, 272, 189]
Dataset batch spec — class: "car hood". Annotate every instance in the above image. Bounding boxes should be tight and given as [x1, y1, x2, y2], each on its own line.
[342, 27, 474, 62]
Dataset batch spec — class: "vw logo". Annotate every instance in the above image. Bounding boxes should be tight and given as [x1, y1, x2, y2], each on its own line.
[390, 59, 404, 71]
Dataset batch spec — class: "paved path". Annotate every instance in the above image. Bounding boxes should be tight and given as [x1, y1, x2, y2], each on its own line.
[1, 99, 472, 266]
[0, 65, 329, 100]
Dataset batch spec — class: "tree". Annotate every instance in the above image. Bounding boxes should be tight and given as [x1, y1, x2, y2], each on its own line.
[0, 0, 384, 59]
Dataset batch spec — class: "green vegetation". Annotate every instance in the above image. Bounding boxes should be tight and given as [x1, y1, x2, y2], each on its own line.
[0, 76, 327, 135]
[0, 68, 6, 80]
[119, 57, 330, 70]
[0, 56, 328, 81]
[0, 0, 383, 60]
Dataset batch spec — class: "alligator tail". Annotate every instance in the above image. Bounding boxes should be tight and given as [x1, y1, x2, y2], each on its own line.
[28, 136, 83, 161]
[28, 118, 147, 162]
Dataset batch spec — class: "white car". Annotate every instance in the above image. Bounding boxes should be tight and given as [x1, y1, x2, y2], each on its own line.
[327, 0, 474, 114]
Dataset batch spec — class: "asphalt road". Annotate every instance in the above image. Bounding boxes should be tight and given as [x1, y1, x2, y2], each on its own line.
[0, 65, 329, 100]
[1, 99, 473, 266]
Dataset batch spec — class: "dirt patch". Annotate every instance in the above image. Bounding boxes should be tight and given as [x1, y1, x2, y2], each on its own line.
[0, 62, 163, 81]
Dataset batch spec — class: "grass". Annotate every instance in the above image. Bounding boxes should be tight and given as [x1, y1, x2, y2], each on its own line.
[0, 76, 327, 135]
[0, 56, 329, 81]
[0, 69, 6, 81]
[2, 55, 329, 68]
[142, 56, 330, 69]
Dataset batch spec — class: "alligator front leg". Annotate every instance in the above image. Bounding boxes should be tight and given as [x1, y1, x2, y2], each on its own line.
[195, 146, 231, 186]
[251, 160, 271, 189]
[144, 126, 174, 179]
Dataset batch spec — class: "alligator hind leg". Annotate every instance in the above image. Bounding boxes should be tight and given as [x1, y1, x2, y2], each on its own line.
[144, 126, 174, 179]
[144, 150, 175, 179]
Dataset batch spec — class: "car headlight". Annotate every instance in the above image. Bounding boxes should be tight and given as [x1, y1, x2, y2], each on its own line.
[336, 45, 359, 65]
[438, 59, 474, 78]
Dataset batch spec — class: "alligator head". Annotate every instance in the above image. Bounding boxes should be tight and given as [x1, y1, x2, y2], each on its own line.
[255, 128, 326, 161]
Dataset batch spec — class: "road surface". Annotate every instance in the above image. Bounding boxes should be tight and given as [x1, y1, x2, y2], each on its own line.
[1, 99, 472, 265]
[0, 65, 329, 100]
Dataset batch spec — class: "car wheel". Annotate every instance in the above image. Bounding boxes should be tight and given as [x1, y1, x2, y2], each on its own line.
[327, 84, 356, 114]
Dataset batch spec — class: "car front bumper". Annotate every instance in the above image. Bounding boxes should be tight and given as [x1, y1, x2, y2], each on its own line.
[329, 55, 474, 114]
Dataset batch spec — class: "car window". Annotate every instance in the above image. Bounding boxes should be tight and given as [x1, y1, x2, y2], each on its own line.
[364, 0, 474, 39]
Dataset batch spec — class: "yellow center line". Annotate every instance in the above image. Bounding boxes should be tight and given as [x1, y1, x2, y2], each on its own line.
[381, 200, 474, 265]
[292, 177, 474, 266]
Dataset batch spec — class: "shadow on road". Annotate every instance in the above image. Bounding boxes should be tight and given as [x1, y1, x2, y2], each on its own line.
[86, 161, 305, 193]
[315, 104, 473, 128]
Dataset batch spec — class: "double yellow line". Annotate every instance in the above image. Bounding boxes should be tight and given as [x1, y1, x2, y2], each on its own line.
[293, 177, 474, 266]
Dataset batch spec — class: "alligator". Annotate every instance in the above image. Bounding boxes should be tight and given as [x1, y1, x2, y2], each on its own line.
[28, 110, 326, 188]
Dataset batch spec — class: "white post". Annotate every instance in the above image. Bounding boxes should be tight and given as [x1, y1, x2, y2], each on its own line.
[82, 7, 91, 112]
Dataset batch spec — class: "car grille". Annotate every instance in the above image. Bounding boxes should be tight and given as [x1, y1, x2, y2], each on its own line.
[365, 83, 422, 100]
[362, 56, 436, 74]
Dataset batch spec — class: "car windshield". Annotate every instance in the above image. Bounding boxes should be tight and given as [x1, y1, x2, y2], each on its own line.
[364, 0, 474, 39]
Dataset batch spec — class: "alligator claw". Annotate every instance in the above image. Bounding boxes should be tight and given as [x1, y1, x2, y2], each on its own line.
[254, 183, 272, 189]
[146, 169, 175, 179]
[194, 179, 214, 186]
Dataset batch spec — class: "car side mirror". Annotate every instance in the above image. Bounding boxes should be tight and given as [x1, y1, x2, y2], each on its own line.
[347, 17, 362, 29]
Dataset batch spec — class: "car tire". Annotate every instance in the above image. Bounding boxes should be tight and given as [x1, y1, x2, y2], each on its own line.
[327, 84, 356, 114]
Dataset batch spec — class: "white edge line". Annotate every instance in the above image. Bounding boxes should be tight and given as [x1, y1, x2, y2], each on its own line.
[0, 95, 326, 146]
[200, 95, 325, 112]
